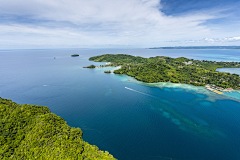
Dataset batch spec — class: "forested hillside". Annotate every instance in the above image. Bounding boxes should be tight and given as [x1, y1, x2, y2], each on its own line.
[0, 98, 116, 160]
[89, 54, 240, 89]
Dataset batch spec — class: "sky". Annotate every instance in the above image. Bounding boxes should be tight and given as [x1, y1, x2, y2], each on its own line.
[0, 0, 240, 49]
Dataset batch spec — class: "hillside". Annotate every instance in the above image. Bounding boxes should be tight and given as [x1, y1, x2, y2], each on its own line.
[89, 54, 240, 89]
[0, 98, 116, 160]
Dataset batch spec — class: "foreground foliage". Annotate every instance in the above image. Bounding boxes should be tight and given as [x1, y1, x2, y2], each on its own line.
[89, 54, 240, 89]
[0, 98, 116, 160]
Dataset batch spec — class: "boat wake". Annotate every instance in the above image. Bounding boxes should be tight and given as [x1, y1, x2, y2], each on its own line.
[125, 87, 155, 98]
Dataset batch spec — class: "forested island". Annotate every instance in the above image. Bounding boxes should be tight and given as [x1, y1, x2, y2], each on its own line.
[0, 98, 116, 160]
[83, 64, 96, 68]
[104, 70, 111, 73]
[89, 54, 240, 89]
[71, 54, 79, 57]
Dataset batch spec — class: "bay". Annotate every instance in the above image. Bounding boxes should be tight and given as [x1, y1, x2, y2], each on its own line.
[1, 48, 240, 160]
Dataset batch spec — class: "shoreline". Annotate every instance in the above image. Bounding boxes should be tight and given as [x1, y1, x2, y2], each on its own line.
[97, 66, 240, 102]
[89, 57, 240, 101]
[120, 75, 240, 102]
[89, 55, 240, 90]
[0, 98, 116, 159]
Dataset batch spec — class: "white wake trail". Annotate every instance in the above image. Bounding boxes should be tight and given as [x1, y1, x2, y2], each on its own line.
[125, 87, 155, 98]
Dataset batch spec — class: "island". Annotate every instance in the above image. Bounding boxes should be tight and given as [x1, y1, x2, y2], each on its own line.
[0, 97, 116, 160]
[104, 70, 111, 73]
[71, 54, 79, 57]
[89, 54, 240, 90]
[83, 64, 96, 68]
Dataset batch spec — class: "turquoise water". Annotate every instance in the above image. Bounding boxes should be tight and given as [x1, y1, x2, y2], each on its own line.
[1, 49, 240, 160]
[216, 68, 240, 100]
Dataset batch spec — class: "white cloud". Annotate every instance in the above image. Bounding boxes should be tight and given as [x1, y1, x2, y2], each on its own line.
[0, 0, 239, 48]
[0, 0, 162, 24]
[185, 37, 240, 43]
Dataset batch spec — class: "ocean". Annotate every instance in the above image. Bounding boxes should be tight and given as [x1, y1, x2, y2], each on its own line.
[1, 48, 240, 160]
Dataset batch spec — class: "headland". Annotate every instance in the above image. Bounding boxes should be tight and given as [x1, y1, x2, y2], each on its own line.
[88, 54, 240, 90]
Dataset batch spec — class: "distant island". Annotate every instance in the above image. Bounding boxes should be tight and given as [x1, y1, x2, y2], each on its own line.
[83, 64, 96, 68]
[149, 46, 240, 49]
[71, 54, 79, 57]
[0, 98, 116, 160]
[104, 70, 111, 73]
[89, 54, 240, 90]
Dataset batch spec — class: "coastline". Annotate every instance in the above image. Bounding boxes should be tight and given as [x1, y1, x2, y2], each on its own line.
[96, 65, 240, 102]
[0, 98, 116, 159]
[89, 54, 240, 90]
[89, 55, 240, 101]
[1, 49, 240, 160]
[119, 75, 240, 102]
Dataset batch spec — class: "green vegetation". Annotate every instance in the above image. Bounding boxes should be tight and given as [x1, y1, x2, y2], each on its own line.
[84, 65, 96, 68]
[0, 98, 116, 160]
[89, 54, 240, 89]
[104, 70, 111, 73]
[71, 54, 79, 57]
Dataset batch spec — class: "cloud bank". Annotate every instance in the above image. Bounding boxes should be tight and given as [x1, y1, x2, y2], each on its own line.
[186, 37, 240, 43]
[0, 0, 239, 48]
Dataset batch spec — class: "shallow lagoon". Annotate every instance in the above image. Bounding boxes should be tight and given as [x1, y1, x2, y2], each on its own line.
[216, 68, 240, 99]
[1, 49, 240, 160]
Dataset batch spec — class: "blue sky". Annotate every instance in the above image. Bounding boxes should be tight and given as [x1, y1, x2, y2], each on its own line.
[0, 0, 240, 49]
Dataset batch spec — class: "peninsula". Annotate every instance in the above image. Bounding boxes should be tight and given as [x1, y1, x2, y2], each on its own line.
[89, 54, 240, 90]
[0, 98, 116, 160]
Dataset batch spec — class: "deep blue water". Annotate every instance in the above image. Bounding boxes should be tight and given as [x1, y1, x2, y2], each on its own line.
[1, 49, 240, 160]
